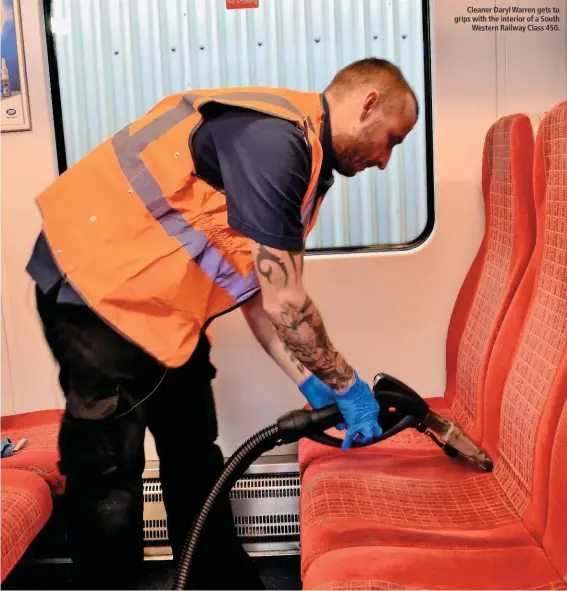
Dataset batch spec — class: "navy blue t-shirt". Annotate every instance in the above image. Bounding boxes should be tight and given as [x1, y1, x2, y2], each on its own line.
[192, 103, 313, 251]
[26, 97, 334, 304]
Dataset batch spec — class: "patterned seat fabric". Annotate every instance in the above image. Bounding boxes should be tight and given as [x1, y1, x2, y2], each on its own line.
[1, 469, 53, 582]
[304, 545, 567, 590]
[303, 398, 567, 590]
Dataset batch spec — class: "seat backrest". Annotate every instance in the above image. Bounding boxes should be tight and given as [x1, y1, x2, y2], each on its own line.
[444, 114, 536, 443]
[483, 100, 567, 542]
[543, 398, 567, 585]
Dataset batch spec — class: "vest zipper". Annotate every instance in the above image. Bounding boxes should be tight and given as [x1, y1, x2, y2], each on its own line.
[187, 114, 206, 172]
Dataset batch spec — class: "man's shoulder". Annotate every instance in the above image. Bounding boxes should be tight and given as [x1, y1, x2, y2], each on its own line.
[196, 104, 311, 252]
[202, 103, 308, 145]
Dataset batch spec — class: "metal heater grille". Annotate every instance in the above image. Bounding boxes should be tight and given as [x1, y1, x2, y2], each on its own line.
[234, 513, 300, 538]
[231, 474, 300, 499]
[142, 463, 301, 556]
[143, 479, 170, 546]
[230, 473, 300, 552]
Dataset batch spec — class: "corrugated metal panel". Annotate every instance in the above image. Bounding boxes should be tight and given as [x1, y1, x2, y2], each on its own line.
[50, 0, 428, 249]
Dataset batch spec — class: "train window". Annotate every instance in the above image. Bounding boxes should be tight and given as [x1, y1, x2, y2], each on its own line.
[46, 0, 433, 252]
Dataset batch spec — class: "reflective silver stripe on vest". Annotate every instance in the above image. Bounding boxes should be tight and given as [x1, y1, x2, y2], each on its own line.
[303, 173, 335, 230]
[112, 96, 195, 217]
[301, 186, 317, 228]
[112, 95, 259, 303]
[184, 91, 305, 121]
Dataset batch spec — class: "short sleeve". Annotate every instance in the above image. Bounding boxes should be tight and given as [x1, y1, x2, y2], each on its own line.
[206, 108, 311, 251]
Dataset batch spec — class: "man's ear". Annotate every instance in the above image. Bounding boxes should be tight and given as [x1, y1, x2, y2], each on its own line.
[361, 90, 380, 121]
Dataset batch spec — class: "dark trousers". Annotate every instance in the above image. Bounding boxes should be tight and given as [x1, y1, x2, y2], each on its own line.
[36, 284, 263, 590]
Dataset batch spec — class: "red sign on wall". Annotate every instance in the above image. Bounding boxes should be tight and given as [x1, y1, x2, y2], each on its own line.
[226, 0, 259, 9]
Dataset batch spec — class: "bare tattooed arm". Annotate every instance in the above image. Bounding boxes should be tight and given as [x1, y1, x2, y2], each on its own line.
[251, 242, 356, 392]
[241, 292, 309, 385]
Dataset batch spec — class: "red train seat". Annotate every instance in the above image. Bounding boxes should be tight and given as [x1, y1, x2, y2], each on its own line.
[1, 410, 64, 579]
[303, 399, 567, 590]
[1, 469, 54, 582]
[300, 101, 567, 588]
[299, 112, 537, 475]
[1, 409, 65, 496]
[303, 544, 567, 590]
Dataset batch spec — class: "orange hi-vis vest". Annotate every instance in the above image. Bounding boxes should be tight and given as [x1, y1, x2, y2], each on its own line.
[36, 87, 327, 367]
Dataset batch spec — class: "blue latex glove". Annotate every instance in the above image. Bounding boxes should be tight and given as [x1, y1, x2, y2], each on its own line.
[299, 374, 345, 430]
[333, 372, 382, 451]
[1, 438, 15, 458]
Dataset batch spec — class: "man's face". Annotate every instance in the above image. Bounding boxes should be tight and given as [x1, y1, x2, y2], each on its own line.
[332, 91, 417, 177]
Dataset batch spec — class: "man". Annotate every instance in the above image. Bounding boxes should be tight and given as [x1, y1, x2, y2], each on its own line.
[27, 57, 418, 589]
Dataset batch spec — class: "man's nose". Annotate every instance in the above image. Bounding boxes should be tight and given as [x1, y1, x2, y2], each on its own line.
[377, 151, 392, 170]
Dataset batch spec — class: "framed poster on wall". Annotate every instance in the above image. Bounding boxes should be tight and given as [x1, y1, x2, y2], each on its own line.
[1, 0, 31, 132]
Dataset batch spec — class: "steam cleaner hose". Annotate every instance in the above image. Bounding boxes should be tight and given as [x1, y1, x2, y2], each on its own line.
[173, 405, 348, 589]
[173, 424, 281, 590]
[171, 379, 491, 589]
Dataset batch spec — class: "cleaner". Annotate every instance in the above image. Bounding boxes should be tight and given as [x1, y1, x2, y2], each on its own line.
[173, 372, 493, 590]
[1, 58, 11, 98]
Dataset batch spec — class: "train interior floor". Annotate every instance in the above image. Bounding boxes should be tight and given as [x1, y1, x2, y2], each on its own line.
[2, 554, 302, 590]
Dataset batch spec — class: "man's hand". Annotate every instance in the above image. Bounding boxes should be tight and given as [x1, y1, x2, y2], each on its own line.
[333, 373, 382, 450]
[299, 374, 345, 430]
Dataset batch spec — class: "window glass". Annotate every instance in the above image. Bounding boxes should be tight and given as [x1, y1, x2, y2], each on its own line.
[48, 0, 432, 250]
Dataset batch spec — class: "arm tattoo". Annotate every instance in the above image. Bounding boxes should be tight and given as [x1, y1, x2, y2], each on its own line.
[283, 343, 306, 376]
[254, 246, 303, 288]
[273, 295, 355, 390]
[289, 253, 303, 281]
[255, 245, 288, 286]
[251, 243, 349, 388]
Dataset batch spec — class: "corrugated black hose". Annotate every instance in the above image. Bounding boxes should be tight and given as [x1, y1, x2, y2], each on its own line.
[173, 406, 344, 590]
[173, 424, 279, 590]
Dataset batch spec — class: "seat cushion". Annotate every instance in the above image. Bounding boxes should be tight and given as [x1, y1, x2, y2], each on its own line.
[302, 546, 567, 590]
[298, 397, 449, 477]
[1, 469, 53, 582]
[300, 454, 537, 577]
[1, 410, 65, 495]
